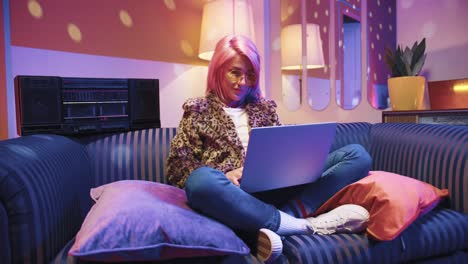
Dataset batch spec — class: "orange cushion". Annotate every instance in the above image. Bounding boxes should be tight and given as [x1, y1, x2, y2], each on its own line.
[313, 171, 449, 241]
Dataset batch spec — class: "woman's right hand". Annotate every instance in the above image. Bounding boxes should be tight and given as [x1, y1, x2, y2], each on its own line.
[226, 167, 243, 187]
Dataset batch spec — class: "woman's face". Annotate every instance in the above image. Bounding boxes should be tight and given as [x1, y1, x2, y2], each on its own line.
[222, 54, 257, 107]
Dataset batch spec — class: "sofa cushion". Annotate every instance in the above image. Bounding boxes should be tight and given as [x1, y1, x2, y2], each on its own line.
[68, 180, 250, 262]
[313, 171, 449, 241]
[282, 208, 467, 263]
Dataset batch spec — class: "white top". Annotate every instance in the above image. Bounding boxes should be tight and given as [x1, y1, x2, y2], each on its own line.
[223, 107, 249, 151]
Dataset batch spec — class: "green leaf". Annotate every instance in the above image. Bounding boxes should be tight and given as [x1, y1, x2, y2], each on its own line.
[411, 38, 426, 69]
[411, 53, 426, 75]
[402, 47, 413, 75]
[384, 47, 395, 70]
[395, 54, 408, 76]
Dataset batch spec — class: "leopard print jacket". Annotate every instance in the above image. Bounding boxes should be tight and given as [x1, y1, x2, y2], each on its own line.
[166, 93, 282, 188]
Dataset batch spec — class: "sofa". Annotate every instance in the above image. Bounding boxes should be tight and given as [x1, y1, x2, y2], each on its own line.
[1, 122, 467, 264]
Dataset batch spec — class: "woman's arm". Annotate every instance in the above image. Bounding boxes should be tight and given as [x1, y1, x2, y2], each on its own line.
[166, 109, 205, 188]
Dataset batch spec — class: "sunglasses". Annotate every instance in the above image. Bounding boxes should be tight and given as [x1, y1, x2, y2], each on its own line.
[226, 69, 257, 85]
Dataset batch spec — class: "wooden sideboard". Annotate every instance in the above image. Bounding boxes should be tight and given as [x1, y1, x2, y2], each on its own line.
[382, 109, 468, 125]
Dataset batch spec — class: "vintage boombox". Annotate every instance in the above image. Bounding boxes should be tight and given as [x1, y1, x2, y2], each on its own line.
[15, 75, 160, 136]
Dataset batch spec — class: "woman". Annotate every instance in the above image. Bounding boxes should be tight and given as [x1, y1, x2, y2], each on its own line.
[166, 34, 372, 262]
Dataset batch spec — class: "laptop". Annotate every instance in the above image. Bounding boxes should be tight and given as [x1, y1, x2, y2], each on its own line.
[240, 122, 337, 193]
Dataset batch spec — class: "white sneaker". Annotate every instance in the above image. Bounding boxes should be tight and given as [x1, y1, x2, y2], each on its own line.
[256, 228, 283, 263]
[306, 204, 369, 235]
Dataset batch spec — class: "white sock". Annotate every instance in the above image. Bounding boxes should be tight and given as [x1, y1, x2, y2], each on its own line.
[276, 210, 310, 236]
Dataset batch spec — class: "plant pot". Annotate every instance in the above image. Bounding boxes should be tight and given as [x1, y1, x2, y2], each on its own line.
[387, 76, 425, 111]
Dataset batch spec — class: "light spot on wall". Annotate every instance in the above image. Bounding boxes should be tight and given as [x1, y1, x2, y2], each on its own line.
[314, 11, 318, 19]
[377, 0, 381, 7]
[325, 9, 329, 17]
[378, 53, 382, 61]
[388, 6, 392, 14]
[316, 0, 320, 5]
[119, 10, 133, 27]
[376, 33, 380, 40]
[272, 37, 281, 51]
[173, 64, 185, 76]
[369, 11, 373, 18]
[322, 26, 327, 33]
[28, 0, 43, 19]
[371, 42, 375, 49]
[67, 23, 82, 43]
[374, 72, 377, 81]
[379, 23, 382, 30]
[338, 40, 343, 47]
[282, 6, 293, 22]
[401, 0, 415, 9]
[370, 26, 373, 32]
[180, 40, 194, 57]
[164, 0, 176, 11]
[389, 24, 393, 31]
[422, 21, 436, 38]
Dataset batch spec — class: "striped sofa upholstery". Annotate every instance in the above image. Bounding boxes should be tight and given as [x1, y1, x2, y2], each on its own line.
[82, 127, 177, 187]
[279, 123, 468, 263]
[0, 134, 92, 264]
[369, 123, 467, 214]
[1, 124, 467, 264]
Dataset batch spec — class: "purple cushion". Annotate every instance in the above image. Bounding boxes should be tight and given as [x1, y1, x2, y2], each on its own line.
[68, 180, 249, 262]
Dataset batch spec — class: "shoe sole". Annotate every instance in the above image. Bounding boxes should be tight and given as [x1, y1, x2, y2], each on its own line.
[257, 231, 273, 262]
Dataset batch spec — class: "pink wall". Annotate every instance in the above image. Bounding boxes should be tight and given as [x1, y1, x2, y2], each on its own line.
[4, 0, 265, 138]
[397, 0, 468, 109]
[397, 0, 468, 81]
[4, 0, 467, 138]
[10, 0, 206, 65]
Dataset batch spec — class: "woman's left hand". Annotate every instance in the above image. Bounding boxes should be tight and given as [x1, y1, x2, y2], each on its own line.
[225, 167, 243, 187]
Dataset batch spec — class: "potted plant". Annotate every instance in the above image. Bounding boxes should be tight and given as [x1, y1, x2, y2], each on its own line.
[384, 38, 427, 110]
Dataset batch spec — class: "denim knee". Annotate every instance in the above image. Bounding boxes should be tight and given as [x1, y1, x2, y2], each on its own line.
[344, 144, 373, 179]
[348, 144, 372, 169]
[185, 166, 226, 205]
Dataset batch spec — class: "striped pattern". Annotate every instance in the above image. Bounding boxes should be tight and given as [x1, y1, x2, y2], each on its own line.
[0, 134, 92, 264]
[331, 122, 372, 152]
[369, 123, 468, 214]
[53, 238, 265, 264]
[82, 128, 177, 187]
[281, 208, 468, 264]
[2, 124, 467, 264]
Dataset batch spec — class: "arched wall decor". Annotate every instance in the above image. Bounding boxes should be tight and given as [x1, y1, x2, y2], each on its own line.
[279, 0, 396, 112]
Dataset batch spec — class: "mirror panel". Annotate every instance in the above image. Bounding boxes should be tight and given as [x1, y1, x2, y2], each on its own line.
[280, 0, 302, 111]
[335, 0, 362, 109]
[305, 0, 331, 111]
[366, 0, 396, 109]
[280, 0, 331, 111]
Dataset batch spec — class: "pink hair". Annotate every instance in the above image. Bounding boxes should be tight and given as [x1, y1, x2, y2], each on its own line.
[206, 34, 262, 104]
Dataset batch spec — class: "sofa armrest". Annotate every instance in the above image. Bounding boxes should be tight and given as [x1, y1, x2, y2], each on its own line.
[0, 203, 11, 264]
[369, 123, 467, 214]
[0, 134, 92, 263]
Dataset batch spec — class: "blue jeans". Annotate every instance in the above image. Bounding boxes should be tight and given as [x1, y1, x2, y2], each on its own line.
[185, 144, 372, 232]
